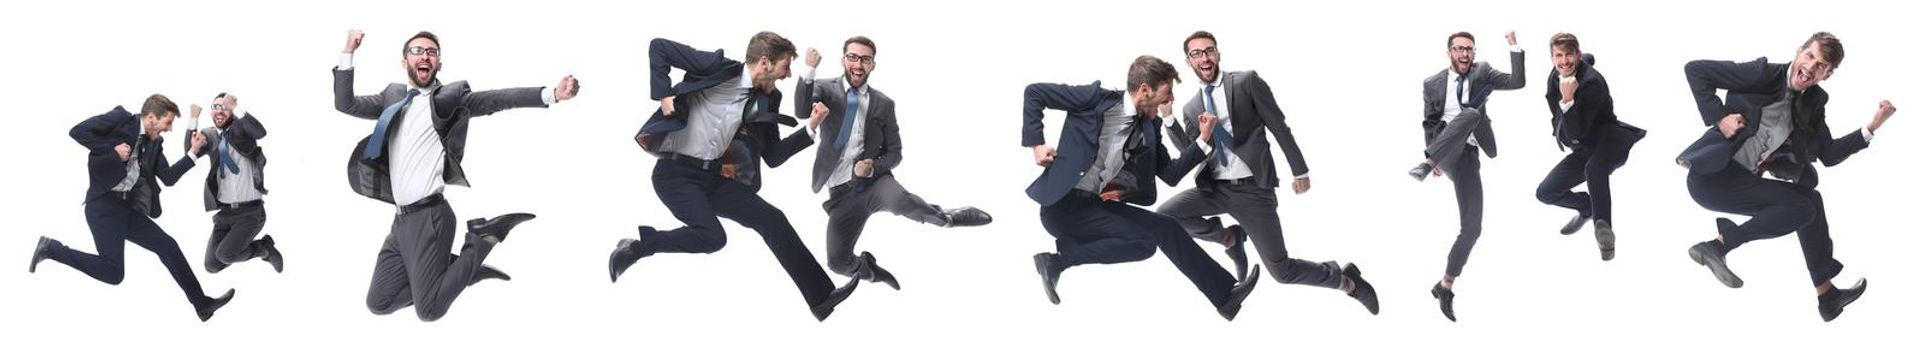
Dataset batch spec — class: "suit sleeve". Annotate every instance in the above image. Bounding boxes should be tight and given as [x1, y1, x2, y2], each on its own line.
[1557, 75, 1612, 145]
[1684, 58, 1777, 126]
[1812, 96, 1872, 167]
[1021, 83, 1104, 147]
[1246, 73, 1310, 176]
[871, 102, 904, 173]
[459, 85, 549, 118]
[222, 115, 268, 157]
[70, 111, 124, 154]
[156, 143, 197, 186]
[649, 38, 733, 100]
[1422, 82, 1444, 152]
[333, 68, 387, 119]
[1157, 136, 1205, 186]
[1486, 50, 1528, 91]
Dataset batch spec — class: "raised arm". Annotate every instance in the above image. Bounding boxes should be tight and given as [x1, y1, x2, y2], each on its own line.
[649, 38, 737, 100]
[1684, 58, 1779, 125]
[1021, 82, 1107, 147]
[70, 108, 128, 154]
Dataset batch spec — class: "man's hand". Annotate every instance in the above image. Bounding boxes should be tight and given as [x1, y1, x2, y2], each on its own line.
[805, 48, 822, 68]
[855, 159, 874, 178]
[555, 75, 580, 101]
[189, 130, 208, 155]
[1157, 102, 1173, 119]
[1099, 188, 1124, 202]
[1870, 100, 1897, 133]
[1558, 76, 1578, 104]
[1197, 112, 1219, 143]
[1505, 30, 1518, 46]
[1432, 166, 1444, 178]
[1292, 177, 1311, 194]
[115, 143, 131, 162]
[1032, 145, 1056, 167]
[719, 164, 738, 180]
[344, 29, 365, 54]
[191, 104, 204, 119]
[659, 96, 677, 117]
[1718, 113, 1745, 139]
[809, 102, 829, 130]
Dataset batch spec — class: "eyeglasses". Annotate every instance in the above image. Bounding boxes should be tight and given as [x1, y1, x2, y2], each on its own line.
[1185, 47, 1219, 59]
[406, 46, 441, 57]
[1449, 45, 1476, 53]
[211, 103, 231, 111]
[843, 53, 875, 65]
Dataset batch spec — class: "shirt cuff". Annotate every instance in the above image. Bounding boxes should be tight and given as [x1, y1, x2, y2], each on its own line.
[541, 87, 559, 106]
[337, 53, 354, 70]
[1559, 100, 1575, 112]
[802, 67, 817, 81]
[1195, 137, 1214, 153]
[1510, 45, 1522, 53]
[1294, 173, 1310, 180]
[1862, 126, 1875, 142]
[805, 124, 818, 139]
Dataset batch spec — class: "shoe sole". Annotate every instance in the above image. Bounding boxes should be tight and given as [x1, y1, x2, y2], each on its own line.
[1595, 228, 1616, 261]
[1688, 246, 1743, 288]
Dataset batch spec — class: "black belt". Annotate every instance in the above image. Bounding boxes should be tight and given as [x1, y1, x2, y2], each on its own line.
[1067, 189, 1102, 200]
[108, 190, 133, 201]
[396, 193, 446, 215]
[1208, 176, 1259, 187]
[662, 153, 723, 172]
[217, 199, 264, 211]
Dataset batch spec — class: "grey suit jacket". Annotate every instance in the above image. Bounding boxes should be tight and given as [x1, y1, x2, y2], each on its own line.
[1165, 70, 1308, 189]
[192, 113, 268, 211]
[332, 68, 549, 204]
[793, 77, 903, 193]
[1421, 50, 1526, 158]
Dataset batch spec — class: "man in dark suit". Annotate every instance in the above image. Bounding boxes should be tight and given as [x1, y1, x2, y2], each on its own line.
[1675, 32, 1894, 322]
[787, 37, 994, 291]
[29, 94, 237, 321]
[184, 93, 285, 274]
[1025, 56, 1260, 320]
[1156, 31, 1377, 315]
[333, 30, 578, 321]
[1535, 33, 1644, 262]
[609, 33, 861, 321]
[1412, 30, 1526, 322]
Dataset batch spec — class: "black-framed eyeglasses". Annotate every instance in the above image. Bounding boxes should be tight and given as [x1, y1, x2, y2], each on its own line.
[843, 53, 875, 65]
[1449, 45, 1475, 53]
[211, 103, 231, 111]
[1186, 47, 1219, 59]
[406, 46, 441, 57]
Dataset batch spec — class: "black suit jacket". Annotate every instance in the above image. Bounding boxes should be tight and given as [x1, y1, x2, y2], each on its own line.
[332, 68, 550, 204]
[794, 77, 902, 193]
[70, 106, 196, 218]
[1164, 71, 1308, 189]
[192, 114, 268, 211]
[1542, 54, 1645, 153]
[1676, 57, 1869, 184]
[1021, 82, 1204, 206]
[636, 38, 810, 192]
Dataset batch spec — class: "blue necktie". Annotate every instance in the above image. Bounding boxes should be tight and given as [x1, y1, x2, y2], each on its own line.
[217, 133, 238, 177]
[1204, 85, 1231, 166]
[1455, 75, 1468, 107]
[835, 87, 859, 151]
[363, 89, 421, 162]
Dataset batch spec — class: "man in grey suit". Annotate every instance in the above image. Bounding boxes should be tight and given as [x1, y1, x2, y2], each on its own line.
[1156, 31, 1376, 315]
[1410, 30, 1526, 322]
[333, 29, 579, 321]
[789, 37, 994, 290]
[184, 93, 285, 274]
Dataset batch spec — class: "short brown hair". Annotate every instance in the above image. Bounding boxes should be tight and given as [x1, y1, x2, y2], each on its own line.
[141, 94, 179, 117]
[1183, 31, 1217, 52]
[403, 31, 440, 53]
[843, 36, 876, 56]
[1126, 55, 1181, 92]
[1448, 32, 1475, 46]
[745, 31, 797, 65]
[1801, 32, 1844, 69]
[1549, 33, 1580, 53]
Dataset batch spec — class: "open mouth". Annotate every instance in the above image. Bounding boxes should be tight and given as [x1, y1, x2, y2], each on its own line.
[1793, 66, 1810, 87]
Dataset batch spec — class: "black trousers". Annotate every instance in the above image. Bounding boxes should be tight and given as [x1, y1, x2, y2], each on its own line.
[1156, 180, 1343, 289]
[363, 196, 497, 321]
[1040, 194, 1236, 307]
[1441, 145, 1484, 278]
[204, 201, 268, 273]
[1536, 140, 1632, 222]
[628, 159, 838, 307]
[1686, 165, 1843, 286]
[821, 174, 947, 277]
[44, 195, 214, 308]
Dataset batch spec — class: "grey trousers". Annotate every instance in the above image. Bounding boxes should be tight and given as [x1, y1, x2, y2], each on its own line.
[821, 174, 947, 278]
[363, 198, 497, 321]
[1156, 180, 1343, 289]
[204, 202, 268, 273]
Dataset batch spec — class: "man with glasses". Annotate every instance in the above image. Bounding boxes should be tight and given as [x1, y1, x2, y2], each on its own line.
[786, 36, 993, 291]
[1410, 30, 1525, 322]
[1675, 32, 1894, 321]
[1155, 31, 1377, 315]
[183, 93, 285, 274]
[332, 29, 580, 321]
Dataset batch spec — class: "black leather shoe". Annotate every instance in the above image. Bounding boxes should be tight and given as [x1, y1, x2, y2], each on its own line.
[1223, 225, 1250, 281]
[943, 207, 993, 227]
[609, 238, 644, 283]
[468, 213, 537, 244]
[1408, 162, 1435, 182]
[1431, 282, 1456, 322]
[471, 264, 511, 287]
[1688, 240, 1742, 288]
[258, 235, 285, 273]
[1817, 278, 1867, 322]
[858, 251, 901, 290]
[29, 236, 57, 273]
[1559, 213, 1590, 235]
[1217, 265, 1262, 321]
[1343, 263, 1380, 315]
[196, 289, 236, 322]
[1034, 253, 1063, 305]
[810, 278, 860, 321]
[1594, 219, 1616, 261]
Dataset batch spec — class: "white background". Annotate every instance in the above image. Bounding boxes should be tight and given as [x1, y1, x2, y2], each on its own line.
[1, 0, 1917, 348]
